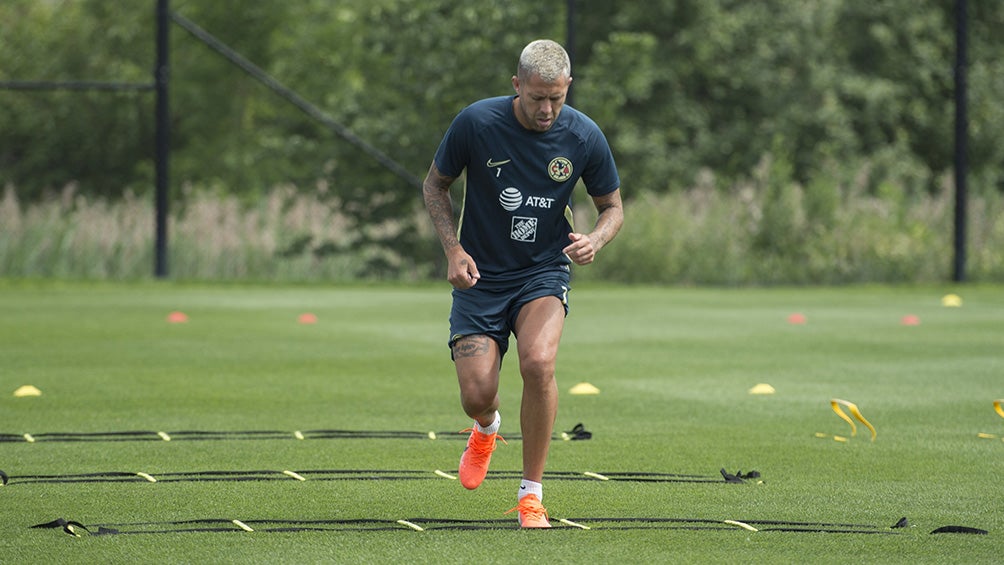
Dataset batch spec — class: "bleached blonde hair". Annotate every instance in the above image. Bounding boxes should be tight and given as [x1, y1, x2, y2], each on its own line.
[517, 39, 571, 82]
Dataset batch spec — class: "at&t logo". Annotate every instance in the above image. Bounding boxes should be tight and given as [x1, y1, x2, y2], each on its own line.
[499, 187, 523, 211]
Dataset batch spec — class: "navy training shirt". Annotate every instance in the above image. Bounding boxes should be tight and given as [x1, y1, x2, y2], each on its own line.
[433, 95, 620, 283]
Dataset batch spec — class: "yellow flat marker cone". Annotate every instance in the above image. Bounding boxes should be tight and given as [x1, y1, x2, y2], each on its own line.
[749, 383, 775, 395]
[941, 294, 963, 307]
[13, 385, 42, 397]
[994, 400, 1004, 419]
[569, 382, 600, 395]
[830, 398, 877, 441]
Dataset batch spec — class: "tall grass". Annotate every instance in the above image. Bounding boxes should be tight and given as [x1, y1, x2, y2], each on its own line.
[0, 182, 431, 282]
[577, 158, 1004, 285]
[2, 168, 1002, 283]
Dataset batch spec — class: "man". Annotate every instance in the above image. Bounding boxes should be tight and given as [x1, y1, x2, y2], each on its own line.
[422, 39, 623, 528]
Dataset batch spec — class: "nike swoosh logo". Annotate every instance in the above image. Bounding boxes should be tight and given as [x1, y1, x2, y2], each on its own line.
[487, 158, 511, 167]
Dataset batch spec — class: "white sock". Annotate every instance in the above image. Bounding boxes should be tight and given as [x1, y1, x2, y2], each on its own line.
[475, 411, 500, 435]
[519, 479, 543, 502]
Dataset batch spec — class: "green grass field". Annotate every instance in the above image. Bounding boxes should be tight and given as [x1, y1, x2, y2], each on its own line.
[1, 280, 1002, 563]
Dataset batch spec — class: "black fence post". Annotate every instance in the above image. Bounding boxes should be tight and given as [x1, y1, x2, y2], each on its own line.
[953, 0, 968, 283]
[566, 0, 576, 108]
[154, 0, 170, 278]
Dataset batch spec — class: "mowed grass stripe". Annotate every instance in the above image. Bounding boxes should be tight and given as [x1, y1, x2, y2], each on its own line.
[0, 281, 1001, 564]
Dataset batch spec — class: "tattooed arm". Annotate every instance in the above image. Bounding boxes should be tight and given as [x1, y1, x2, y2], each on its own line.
[422, 162, 481, 289]
[562, 188, 624, 266]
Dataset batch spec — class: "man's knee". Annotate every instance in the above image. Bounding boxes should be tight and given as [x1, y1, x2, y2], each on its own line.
[458, 373, 498, 417]
[519, 349, 556, 385]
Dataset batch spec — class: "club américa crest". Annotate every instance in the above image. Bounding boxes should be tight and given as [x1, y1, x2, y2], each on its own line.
[548, 157, 573, 182]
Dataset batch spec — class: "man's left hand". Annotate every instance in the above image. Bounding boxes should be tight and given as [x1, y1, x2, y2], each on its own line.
[563, 232, 596, 265]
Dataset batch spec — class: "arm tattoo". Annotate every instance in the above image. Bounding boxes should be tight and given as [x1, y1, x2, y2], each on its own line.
[422, 165, 461, 251]
[590, 191, 624, 249]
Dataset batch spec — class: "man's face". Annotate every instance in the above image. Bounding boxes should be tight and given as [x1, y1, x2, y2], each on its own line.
[512, 72, 572, 132]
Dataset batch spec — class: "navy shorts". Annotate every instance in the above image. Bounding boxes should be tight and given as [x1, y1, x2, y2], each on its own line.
[449, 269, 571, 358]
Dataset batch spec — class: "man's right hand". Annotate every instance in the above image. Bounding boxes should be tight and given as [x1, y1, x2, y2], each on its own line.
[447, 248, 481, 289]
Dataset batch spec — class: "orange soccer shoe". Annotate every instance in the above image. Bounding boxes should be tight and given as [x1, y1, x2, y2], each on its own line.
[458, 427, 505, 489]
[506, 494, 551, 528]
